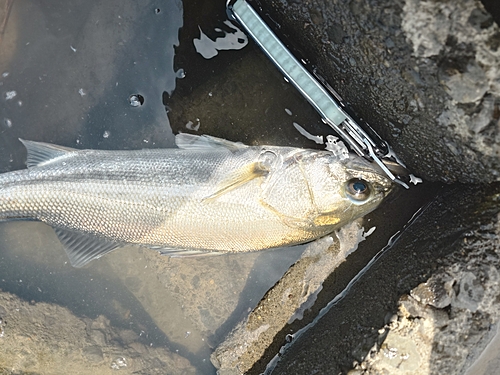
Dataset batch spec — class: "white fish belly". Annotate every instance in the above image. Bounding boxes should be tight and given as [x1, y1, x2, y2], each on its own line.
[140, 182, 319, 251]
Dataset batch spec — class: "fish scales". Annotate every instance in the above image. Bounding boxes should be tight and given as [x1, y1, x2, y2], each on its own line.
[0, 134, 393, 267]
[0, 148, 309, 248]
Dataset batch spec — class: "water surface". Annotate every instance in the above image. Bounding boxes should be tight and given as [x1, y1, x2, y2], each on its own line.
[0, 0, 326, 373]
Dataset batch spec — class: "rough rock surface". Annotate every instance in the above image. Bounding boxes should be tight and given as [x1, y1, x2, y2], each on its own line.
[212, 223, 372, 375]
[261, 0, 500, 183]
[351, 207, 500, 375]
[270, 184, 500, 374]
[0, 290, 196, 375]
[141, 250, 260, 336]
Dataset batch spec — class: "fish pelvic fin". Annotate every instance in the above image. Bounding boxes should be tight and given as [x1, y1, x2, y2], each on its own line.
[203, 162, 268, 202]
[19, 139, 77, 168]
[54, 228, 122, 268]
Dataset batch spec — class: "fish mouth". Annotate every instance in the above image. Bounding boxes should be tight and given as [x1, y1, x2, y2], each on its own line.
[382, 159, 410, 180]
[345, 157, 387, 178]
[344, 157, 396, 195]
[345, 155, 411, 191]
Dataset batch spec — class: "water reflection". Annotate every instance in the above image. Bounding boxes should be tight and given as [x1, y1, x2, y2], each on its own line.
[0, 0, 181, 167]
[0, 0, 319, 373]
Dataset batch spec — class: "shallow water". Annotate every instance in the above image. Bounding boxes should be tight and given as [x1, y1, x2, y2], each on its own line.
[0, 0, 438, 373]
[0, 0, 333, 373]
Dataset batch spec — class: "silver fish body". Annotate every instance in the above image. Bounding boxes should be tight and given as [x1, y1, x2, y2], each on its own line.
[0, 133, 393, 267]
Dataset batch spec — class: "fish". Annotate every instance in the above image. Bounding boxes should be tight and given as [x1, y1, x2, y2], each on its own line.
[0, 133, 393, 267]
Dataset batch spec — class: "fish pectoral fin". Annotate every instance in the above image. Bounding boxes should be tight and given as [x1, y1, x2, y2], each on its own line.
[54, 228, 122, 268]
[158, 249, 223, 258]
[175, 133, 248, 152]
[203, 162, 268, 201]
[19, 139, 76, 168]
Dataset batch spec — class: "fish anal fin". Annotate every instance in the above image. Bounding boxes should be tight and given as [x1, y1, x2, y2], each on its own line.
[204, 162, 268, 201]
[54, 228, 122, 268]
[19, 139, 76, 168]
[158, 249, 223, 258]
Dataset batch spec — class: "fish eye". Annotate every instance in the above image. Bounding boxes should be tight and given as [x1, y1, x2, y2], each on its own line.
[345, 178, 371, 203]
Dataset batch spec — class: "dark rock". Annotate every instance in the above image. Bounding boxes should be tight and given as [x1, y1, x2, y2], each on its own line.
[269, 183, 500, 374]
[259, 0, 500, 183]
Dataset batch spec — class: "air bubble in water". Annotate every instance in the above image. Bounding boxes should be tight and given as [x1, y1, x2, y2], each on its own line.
[129, 94, 144, 107]
[176, 69, 185, 79]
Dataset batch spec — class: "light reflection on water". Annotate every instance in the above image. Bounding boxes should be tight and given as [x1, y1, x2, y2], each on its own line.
[0, 0, 319, 373]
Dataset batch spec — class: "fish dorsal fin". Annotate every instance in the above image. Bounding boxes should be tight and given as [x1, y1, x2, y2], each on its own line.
[19, 139, 76, 168]
[175, 133, 248, 152]
[54, 228, 121, 268]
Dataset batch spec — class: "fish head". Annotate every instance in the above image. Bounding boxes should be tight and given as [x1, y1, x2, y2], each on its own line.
[306, 153, 394, 229]
[260, 148, 393, 231]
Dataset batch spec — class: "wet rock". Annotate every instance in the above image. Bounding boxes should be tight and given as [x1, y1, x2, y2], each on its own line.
[269, 184, 500, 374]
[99, 247, 209, 353]
[168, 50, 324, 148]
[451, 271, 485, 312]
[410, 274, 455, 309]
[211, 235, 340, 374]
[0, 290, 196, 374]
[0, 0, 17, 73]
[351, 210, 500, 374]
[100, 238, 305, 367]
[83, 345, 104, 363]
[212, 224, 372, 374]
[261, 0, 500, 183]
[140, 249, 260, 336]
